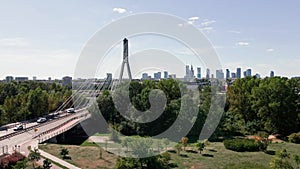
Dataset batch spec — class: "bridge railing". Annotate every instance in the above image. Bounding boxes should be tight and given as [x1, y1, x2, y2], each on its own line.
[0, 108, 88, 141]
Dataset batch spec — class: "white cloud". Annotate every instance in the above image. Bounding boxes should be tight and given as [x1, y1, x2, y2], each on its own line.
[228, 30, 241, 34]
[187, 16, 199, 24]
[236, 41, 250, 46]
[266, 48, 275, 52]
[201, 19, 216, 26]
[113, 8, 127, 14]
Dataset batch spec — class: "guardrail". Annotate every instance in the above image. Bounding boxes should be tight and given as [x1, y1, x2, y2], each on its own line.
[0, 108, 88, 141]
[36, 113, 89, 143]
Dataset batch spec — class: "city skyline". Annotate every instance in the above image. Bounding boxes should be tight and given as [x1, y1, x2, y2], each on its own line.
[0, 1, 299, 79]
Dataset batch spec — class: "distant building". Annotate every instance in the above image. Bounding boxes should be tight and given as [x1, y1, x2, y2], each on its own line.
[62, 76, 72, 87]
[236, 68, 241, 78]
[246, 69, 252, 77]
[270, 71, 275, 77]
[33, 76, 37, 81]
[164, 71, 168, 79]
[15, 77, 28, 82]
[231, 73, 236, 79]
[184, 65, 195, 81]
[185, 65, 190, 77]
[106, 73, 112, 82]
[216, 69, 224, 79]
[243, 71, 247, 78]
[5, 76, 13, 83]
[154, 72, 161, 80]
[48, 77, 51, 81]
[169, 74, 176, 79]
[142, 73, 148, 80]
[197, 67, 201, 79]
[226, 69, 230, 79]
[255, 73, 261, 78]
[206, 68, 210, 79]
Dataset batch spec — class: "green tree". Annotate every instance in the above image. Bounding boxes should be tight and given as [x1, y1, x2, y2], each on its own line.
[12, 159, 27, 169]
[28, 148, 41, 169]
[196, 141, 205, 154]
[43, 159, 52, 169]
[60, 147, 69, 159]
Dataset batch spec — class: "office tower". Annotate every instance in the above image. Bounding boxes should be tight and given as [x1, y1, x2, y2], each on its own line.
[62, 76, 72, 86]
[154, 72, 161, 80]
[236, 68, 241, 78]
[142, 73, 148, 79]
[226, 69, 230, 79]
[206, 68, 210, 79]
[270, 71, 275, 77]
[216, 69, 224, 79]
[185, 65, 190, 77]
[48, 77, 51, 81]
[243, 71, 247, 78]
[5, 76, 13, 83]
[255, 73, 261, 78]
[231, 73, 236, 79]
[190, 65, 195, 77]
[169, 74, 176, 79]
[164, 71, 168, 79]
[15, 77, 29, 82]
[245, 69, 252, 77]
[33, 76, 37, 81]
[197, 67, 201, 79]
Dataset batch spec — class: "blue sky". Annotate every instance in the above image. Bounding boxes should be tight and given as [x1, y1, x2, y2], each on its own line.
[0, 0, 299, 79]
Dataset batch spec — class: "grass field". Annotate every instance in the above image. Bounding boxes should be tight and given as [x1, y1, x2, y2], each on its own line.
[39, 140, 300, 169]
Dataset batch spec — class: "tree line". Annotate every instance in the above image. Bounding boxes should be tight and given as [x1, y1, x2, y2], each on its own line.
[97, 76, 300, 142]
[0, 81, 72, 126]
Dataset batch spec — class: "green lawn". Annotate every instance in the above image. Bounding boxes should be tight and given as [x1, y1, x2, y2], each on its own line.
[39, 141, 300, 169]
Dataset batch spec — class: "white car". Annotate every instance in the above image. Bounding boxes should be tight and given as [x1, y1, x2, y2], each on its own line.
[37, 117, 47, 123]
[13, 125, 24, 131]
[66, 108, 75, 113]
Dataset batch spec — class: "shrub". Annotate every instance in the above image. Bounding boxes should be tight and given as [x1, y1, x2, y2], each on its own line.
[288, 132, 300, 144]
[223, 139, 261, 152]
[0, 152, 25, 169]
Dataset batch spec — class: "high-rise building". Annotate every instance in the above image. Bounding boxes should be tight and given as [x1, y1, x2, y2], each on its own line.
[154, 72, 161, 80]
[255, 73, 261, 78]
[62, 76, 72, 87]
[15, 77, 28, 82]
[231, 73, 236, 79]
[164, 71, 168, 79]
[185, 65, 190, 77]
[33, 76, 37, 81]
[236, 68, 241, 78]
[190, 65, 195, 77]
[197, 67, 201, 79]
[216, 69, 224, 79]
[226, 69, 230, 79]
[270, 71, 275, 77]
[5, 76, 13, 83]
[142, 73, 148, 80]
[243, 71, 247, 78]
[169, 74, 176, 79]
[48, 77, 51, 81]
[246, 69, 252, 77]
[206, 68, 210, 79]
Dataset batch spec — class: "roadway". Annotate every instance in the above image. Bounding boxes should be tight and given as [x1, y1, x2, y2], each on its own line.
[0, 108, 89, 155]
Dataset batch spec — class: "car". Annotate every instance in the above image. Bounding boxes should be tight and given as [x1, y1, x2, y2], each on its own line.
[66, 108, 75, 113]
[37, 117, 47, 123]
[13, 125, 23, 131]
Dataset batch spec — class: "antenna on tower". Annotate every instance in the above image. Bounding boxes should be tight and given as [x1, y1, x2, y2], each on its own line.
[118, 38, 132, 83]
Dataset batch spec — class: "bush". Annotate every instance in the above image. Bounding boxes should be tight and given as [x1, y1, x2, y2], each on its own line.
[0, 152, 25, 169]
[223, 139, 261, 152]
[288, 132, 300, 144]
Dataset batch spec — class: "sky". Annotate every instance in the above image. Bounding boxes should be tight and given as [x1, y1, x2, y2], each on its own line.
[0, 0, 299, 79]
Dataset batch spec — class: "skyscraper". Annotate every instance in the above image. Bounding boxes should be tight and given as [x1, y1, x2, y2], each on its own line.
[164, 71, 168, 79]
[231, 73, 236, 79]
[185, 65, 190, 77]
[226, 69, 230, 79]
[246, 69, 252, 77]
[216, 69, 224, 79]
[236, 68, 241, 78]
[270, 71, 275, 77]
[197, 67, 201, 79]
[142, 73, 148, 80]
[206, 68, 210, 79]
